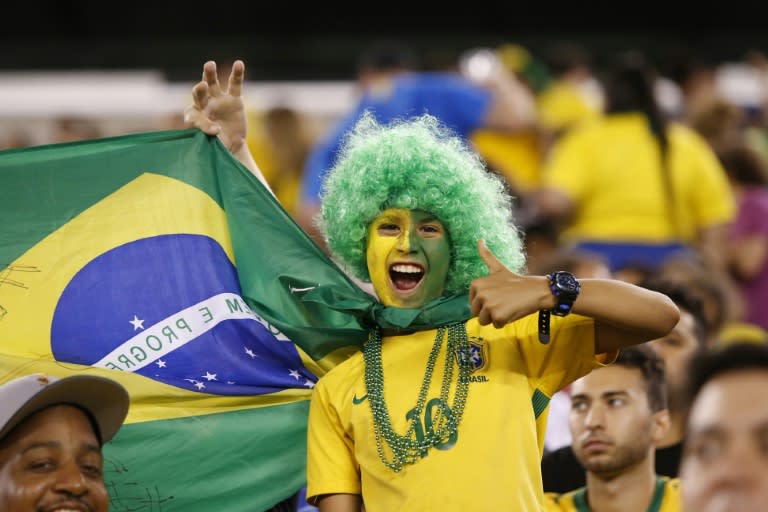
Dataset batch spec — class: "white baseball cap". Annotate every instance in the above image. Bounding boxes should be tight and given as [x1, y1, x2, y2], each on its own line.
[0, 373, 130, 445]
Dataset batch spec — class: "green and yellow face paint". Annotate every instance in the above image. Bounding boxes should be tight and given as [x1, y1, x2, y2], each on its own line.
[366, 208, 451, 308]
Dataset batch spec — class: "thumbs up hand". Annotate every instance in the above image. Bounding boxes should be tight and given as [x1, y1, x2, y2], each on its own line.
[469, 240, 553, 328]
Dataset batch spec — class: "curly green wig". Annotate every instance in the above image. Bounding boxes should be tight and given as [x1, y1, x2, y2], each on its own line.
[318, 113, 526, 294]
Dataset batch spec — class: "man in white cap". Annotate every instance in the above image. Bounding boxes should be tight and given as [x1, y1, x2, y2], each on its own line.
[0, 373, 130, 512]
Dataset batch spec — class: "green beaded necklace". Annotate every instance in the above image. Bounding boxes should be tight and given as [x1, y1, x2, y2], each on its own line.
[363, 322, 473, 472]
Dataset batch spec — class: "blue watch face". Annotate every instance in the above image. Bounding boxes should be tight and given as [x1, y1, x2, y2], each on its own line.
[554, 272, 580, 296]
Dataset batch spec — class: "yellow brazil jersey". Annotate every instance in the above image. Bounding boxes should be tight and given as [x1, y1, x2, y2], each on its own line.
[544, 476, 682, 512]
[307, 313, 613, 512]
[542, 113, 735, 244]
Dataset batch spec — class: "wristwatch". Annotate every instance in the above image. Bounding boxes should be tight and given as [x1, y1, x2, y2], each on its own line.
[548, 271, 581, 316]
[538, 271, 581, 344]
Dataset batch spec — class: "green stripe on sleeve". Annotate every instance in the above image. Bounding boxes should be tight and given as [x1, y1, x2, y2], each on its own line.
[532, 388, 551, 419]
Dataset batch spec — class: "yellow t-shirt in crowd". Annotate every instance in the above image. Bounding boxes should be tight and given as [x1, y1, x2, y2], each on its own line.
[471, 129, 544, 193]
[245, 112, 303, 215]
[544, 476, 682, 512]
[307, 313, 612, 511]
[542, 113, 736, 244]
[537, 80, 603, 133]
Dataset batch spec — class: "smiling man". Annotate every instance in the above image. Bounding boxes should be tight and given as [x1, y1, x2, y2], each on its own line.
[185, 59, 681, 512]
[680, 342, 768, 512]
[0, 373, 129, 512]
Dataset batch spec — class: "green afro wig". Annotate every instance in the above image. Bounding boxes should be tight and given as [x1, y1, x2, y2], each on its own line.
[318, 112, 526, 294]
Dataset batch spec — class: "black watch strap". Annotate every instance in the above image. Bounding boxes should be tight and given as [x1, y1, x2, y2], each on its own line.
[538, 310, 551, 344]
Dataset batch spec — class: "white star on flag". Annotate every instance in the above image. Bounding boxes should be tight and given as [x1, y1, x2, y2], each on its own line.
[304, 379, 315, 389]
[129, 315, 145, 331]
[184, 379, 206, 390]
[289, 369, 301, 380]
[244, 347, 257, 359]
[156, 359, 166, 368]
[203, 372, 217, 381]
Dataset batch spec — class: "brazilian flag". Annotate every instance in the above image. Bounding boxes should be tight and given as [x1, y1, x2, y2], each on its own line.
[0, 129, 374, 511]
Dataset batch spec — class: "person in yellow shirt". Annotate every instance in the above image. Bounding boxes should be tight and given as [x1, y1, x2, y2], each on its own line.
[246, 105, 311, 217]
[185, 59, 681, 512]
[537, 52, 735, 275]
[536, 42, 604, 137]
[545, 345, 682, 512]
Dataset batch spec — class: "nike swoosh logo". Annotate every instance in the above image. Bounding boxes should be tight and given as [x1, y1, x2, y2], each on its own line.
[352, 393, 368, 404]
[289, 285, 317, 293]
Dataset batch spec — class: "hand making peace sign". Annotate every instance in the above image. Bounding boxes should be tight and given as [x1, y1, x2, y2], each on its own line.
[184, 60, 248, 156]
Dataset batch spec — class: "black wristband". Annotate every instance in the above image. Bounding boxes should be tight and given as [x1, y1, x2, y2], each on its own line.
[538, 310, 551, 344]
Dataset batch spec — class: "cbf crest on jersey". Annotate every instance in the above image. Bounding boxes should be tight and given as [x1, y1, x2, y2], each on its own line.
[457, 337, 487, 372]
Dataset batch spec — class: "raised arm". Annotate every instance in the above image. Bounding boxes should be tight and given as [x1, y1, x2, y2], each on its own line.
[183, 60, 274, 196]
[469, 240, 679, 354]
[479, 64, 538, 132]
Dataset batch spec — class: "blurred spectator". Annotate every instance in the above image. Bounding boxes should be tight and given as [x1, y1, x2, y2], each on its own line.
[297, 39, 538, 250]
[0, 131, 33, 149]
[612, 262, 657, 286]
[678, 57, 720, 118]
[680, 342, 768, 512]
[717, 144, 768, 331]
[247, 105, 311, 217]
[520, 220, 561, 279]
[536, 41, 604, 138]
[741, 50, 768, 161]
[687, 97, 746, 153]
[529, 246, 613, 280]
[536, 51, 736, 277]
[543, 345, 681, 510]
[717, 321, 768, 347]
[658, 255, 741, 347]
[642, 278, 709, 475]
[469, 43, 550, 197]
[51, 116, 102, 143]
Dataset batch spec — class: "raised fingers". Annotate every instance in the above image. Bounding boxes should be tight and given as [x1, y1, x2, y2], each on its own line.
[227, 60, 245, 97]
[203, 60, 223, 97]
[192, 81, 209, 110]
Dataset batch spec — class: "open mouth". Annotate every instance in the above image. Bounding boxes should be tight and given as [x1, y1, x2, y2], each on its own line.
[389, 263, 425, 292]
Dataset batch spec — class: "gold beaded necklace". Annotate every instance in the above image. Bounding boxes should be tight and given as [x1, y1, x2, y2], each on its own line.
[363, 322, 473, 472]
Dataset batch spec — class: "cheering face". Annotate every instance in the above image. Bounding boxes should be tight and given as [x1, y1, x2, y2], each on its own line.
[0, 405, 109, 512]
[569, 365, 666, 477]
[366, 208, 451, 308]
[681, 370, 768, 512]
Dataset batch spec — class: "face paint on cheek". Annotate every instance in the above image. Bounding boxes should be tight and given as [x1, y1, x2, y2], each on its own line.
[418, 236, 450, 301]
[367, 227, 400, 305]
